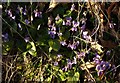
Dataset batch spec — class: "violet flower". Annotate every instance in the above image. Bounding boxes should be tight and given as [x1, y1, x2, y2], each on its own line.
[48, 31, 56, 39]
[25, 19, 30, 24]
[34, 9, 42, 18]
[60, 41, 67, 46]
[72, 21, 79, 27]
[24, 36, 30, 42]
[48, 24, 57, 39]
[72, 57, 77, 64]
[67, 43, 76, 50]
[62, 21, 65, 25]
[55, 14, 60, 21]
[93, 54, 111, 77]
[67, 59, 73, 69]
[62, 66, 68, 71]
[106, 50, 111, 55]
[7, 9, 15, 20]
[57, 54, 62, 58]
[18, 23, 22, 30]
[23, 5, 27, 15]
[57, 32, 62, 36]
[65, 17, 72, 26]
[81, 23, 86, 31]
[71, 4, 75, 11]
[54, 61, 58, 66]
[71, 27, 77, 32]
[82, 31, 91, 41]
[77, 52, 85, 59]
[2, 33, 9, 42]
[67, 41, 79, 50]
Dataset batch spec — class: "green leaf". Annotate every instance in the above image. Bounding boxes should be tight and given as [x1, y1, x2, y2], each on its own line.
[46, 75, 52, 82]
[62, 30, 70, 40]
[28, 42, 37, 57]
[55, 18, 63, 26]
[49, 47, 52, 52]
[11, 21, 17, 33]
[48, 40, 61, 52]
[63, 10, 72, 17]
[72, 72, 80, 81]
[30, 42, 36, 51]
[26, 43, 32, 50]
[28, 49, 37, 57]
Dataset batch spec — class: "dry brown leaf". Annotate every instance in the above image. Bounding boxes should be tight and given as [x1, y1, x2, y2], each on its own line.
[80, 61, 95, 70]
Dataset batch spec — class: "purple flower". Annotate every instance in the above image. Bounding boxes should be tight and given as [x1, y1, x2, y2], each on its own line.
[48, 31, 56, 39]
[75, 41, 80, 46]
[7, 9, 15, 20]
[54, 61, 58, 66]
[94, 54, 111, 77]
[37, 25, 41, 30]
[11, 16, 15, 20]
[93, 54, 101, 64]
[81, 24, 86, 31]
[66, 17, 72, 21]
[57, 54, 62, 58]
[72, 57, 77, 64]
[77, 52, 85, 59]
[60, 41, 67, 46]
[67, 59, 73, 69]
[18, 23, 22, 30]
[67, 41, 79, 50]
[95, 54, 101, 59]
[71, 27, 77, 32]
[97, 71, 103, 76]
[23, 6, 27, 15]
[67, 43, 76, 50]
[16, 5, 20, 14]
[31, 15, 33, 21]
[55, 14, 60, 21]
[66, 21, 71, 26]
[24, 36, 30, 42]
[34, 9, 42, 18]
[82, 31, 91, 41]
[72, 21, 79, 28]
[65, 17, 72, 26]
[25, 19, 30, 24]
[106, 50, 111, 55]
[109, 23, 114, 28]
[71, 4, 75, 11]
[96, 61, 111, 77]
[48, 24, 57, 39]
[62, 66, 68, 71]
[96, 64, 101, 71]
[51, 25, 56, 31]
[112, 65, 116, 72]
[7, 9, 12, 17]
[93, 58, 100, 64]
[62, 21, 65, 25]
[48, 16, 53, 26]
[57, 32, 62, 36]
[2, 33, 9, 42]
